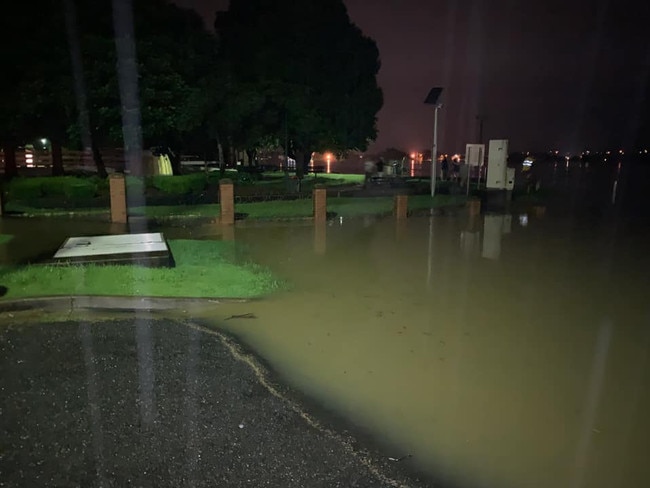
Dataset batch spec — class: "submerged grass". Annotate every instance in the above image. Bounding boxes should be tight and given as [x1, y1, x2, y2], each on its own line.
[0, 234, 13, 245]
[4, 190, 467, 220]
[130, 204, 221, 218]
[238, 199, 313, 219]
[0, 240, 283, 300]
[4, 202, 109, 218]
[408, 194, 468, 211]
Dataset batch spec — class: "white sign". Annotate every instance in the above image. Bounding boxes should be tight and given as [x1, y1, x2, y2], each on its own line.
[465, 144, 485, 167]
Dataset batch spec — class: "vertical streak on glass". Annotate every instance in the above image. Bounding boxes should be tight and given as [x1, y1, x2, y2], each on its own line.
[63, 0, 92, 157]
[623, 48, 650, 148]
[456, 0, 484, 148]
[112, 0, 144, 189]
[78, 322, 107, 487]
[135, 320, 156, 427]
[439, 0, 458, 149]
[609, 316, 650, 482]
[427, 212, 434, 286]
[569, 0, 609, 145]
[570, 319, 612, 488]
[183, 327, 201, 484]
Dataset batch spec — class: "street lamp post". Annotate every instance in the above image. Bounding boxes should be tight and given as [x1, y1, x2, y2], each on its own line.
[424, 87, 444, 197]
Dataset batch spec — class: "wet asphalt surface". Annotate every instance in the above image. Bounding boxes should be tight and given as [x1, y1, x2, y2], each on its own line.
[0, 318, 431, 488]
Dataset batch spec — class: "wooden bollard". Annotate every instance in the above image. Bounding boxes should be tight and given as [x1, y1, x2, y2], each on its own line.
[466, 198, 481, 216]
[219, 179, 235, 225]
[394, 194, 408, 220]
[313, 185, 327, 222]
[109, 173, 128, 224]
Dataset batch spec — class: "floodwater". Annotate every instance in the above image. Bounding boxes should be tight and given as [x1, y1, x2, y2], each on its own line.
[199, 208, 650, 488]
[1, 160, 650, 488]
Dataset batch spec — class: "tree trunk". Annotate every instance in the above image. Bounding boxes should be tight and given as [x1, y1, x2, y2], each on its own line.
[169, 147, 181, 175]
[64, 0, 99, 175]
[91, 142, 108, 178]
[112, 0, 144, 177]
[246, 149, 256, 167]
[227, 138, 236, 167]
[217, 136, 225, 176]
[2, 143, 17, 180]
[296, 150, 311, 179]
[51, 139, 64, 176]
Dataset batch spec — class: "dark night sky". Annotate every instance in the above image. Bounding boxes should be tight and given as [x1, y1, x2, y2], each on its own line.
[173, 0, 649, 154]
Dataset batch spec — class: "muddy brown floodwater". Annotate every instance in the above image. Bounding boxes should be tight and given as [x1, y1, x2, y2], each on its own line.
[188, 207, 650, 488]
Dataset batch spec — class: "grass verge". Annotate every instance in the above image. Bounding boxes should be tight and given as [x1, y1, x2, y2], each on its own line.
[0, 240, 283, 300]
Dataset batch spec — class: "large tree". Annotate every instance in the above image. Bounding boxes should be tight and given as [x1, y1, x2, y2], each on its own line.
[214, 0, 383, 176]
[75, 0, 217, 174]
[1, 0, 218, 177]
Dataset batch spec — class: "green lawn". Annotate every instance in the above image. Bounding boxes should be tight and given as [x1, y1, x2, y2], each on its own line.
[311, 173, 364, 184]
[0, 240, 283, 300]
[238, 199, 313, 218]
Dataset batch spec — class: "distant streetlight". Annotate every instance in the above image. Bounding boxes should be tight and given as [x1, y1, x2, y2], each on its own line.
[424, 87, 443, 197]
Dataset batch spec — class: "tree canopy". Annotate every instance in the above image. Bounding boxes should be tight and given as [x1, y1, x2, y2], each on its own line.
[1, 0, 217, 176]
[214, 0, 383, 173]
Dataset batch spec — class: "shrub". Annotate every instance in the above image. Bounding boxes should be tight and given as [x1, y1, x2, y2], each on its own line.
[151, 174, 207, 195]
[40, 177, 70, 197]
[89, 175, 110, 195]
[5, 176, 101, 201]
[6, 178, 44, 200]
[63, 180, 97, 199]
[125, 176, 146, 195]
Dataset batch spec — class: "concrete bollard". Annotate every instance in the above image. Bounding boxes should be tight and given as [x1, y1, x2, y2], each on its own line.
[466, 198, 481, 216]
[394, 194, 408, 220]
[313, 185, 327, 222]
[109, 173, 128, 224]
[219, 179, 235, 225]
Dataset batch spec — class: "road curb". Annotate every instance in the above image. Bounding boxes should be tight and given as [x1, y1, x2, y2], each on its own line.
[0, 295, 249, 314]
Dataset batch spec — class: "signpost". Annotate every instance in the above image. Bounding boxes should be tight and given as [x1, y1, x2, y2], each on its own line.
[465, 143, 485, 195]
[424, 87, 444, 197]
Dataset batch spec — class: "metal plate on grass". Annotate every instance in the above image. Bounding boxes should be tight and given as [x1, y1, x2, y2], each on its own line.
[53, 233, 173, 267]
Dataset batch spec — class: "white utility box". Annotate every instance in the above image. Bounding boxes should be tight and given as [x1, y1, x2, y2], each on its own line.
[506, 167, 515, 190]
[486, 139, 508, 189]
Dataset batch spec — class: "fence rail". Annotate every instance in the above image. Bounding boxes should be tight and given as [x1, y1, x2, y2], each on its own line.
[0, 148, 126, 172]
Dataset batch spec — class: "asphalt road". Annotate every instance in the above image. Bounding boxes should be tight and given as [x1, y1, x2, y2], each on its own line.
[0, 318, 432, 488]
